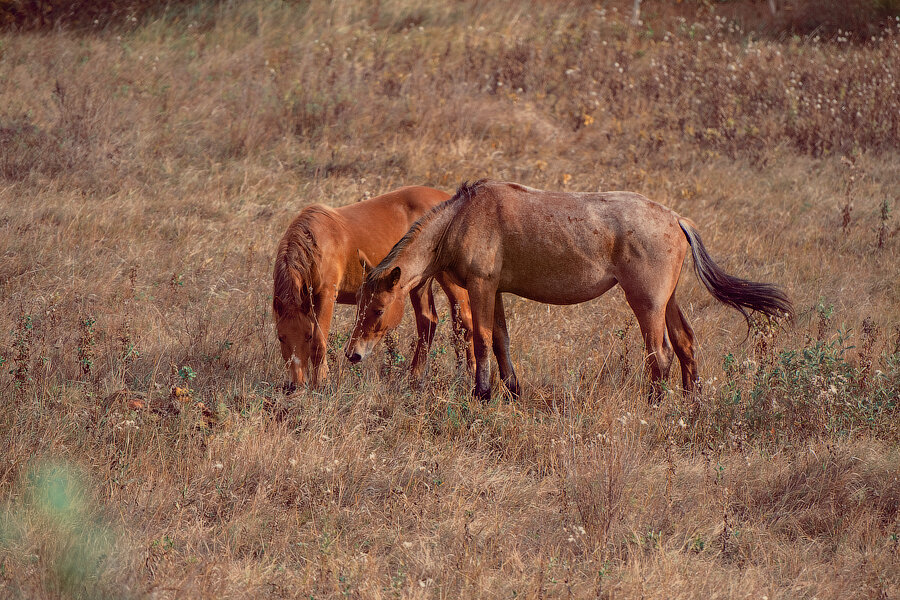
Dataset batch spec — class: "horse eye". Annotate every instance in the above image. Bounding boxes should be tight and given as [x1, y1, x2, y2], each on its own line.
[277, 335, 286, 343]
[375, 309, 385, 317]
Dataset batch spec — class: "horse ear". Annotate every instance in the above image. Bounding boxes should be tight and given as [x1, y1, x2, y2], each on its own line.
[358, 250, 371, 277]
[388, 266, 401, 289]
[299, 294, 312, 314]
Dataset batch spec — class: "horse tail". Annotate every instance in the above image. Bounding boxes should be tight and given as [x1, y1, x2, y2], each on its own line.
[678, 218, 793, 327]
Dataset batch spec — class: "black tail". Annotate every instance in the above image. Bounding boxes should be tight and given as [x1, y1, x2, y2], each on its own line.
[679, 220, 793, 327]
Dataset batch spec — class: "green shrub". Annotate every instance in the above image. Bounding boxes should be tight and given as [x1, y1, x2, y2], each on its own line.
[680, 326, 899, 447]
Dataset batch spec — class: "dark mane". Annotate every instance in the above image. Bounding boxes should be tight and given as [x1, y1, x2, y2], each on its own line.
[273, 205, 342, 317]
[454, 178, 489, 202]
[366, 180, 488, 287]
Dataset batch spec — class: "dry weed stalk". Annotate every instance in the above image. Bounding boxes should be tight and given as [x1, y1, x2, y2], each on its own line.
[77, 314, 96, 381]
[664, 436, 676, 509]
[380, 329, 403, 380]
[567, 431, 638, 561]
[614, 317, 635, 381]
[118, 265, 140, 366]
[858, 316, 879, 389]
[245, 241, 257, 277]
[720, 484, 731, 558]
[450, 303, 469, 372]
[876, 197, 892, 250]
[816, 299, 834, 341]
[13, 308, 33, 396]
[840, 154, 858, 231]
[751, 313, 780, 369]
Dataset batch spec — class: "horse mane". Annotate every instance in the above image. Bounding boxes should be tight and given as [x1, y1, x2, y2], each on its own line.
[454, 178, 490, 202]
[367, 179, 489, 287]
[273, 205, 342, 317]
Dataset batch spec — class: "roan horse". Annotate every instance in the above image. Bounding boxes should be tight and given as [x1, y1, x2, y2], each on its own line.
[273, 186, 474, 389]
[346, 180, 793, 400]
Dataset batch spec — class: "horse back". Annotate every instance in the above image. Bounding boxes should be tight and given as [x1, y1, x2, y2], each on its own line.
[335, 186, 450, 261]
[457, 182, 683, 258]
[443, 182, 688, 302]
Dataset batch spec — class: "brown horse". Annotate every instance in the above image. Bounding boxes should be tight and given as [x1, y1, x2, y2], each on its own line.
[273, 186, 474, 389]
[346, 180, 793, 400]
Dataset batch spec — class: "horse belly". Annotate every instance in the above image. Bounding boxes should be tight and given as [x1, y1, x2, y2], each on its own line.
[500, 250, 617, 305]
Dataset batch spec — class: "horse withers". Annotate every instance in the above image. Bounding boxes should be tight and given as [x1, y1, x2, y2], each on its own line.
[346, 180, 793, 401]
[273, 186, 475, 390]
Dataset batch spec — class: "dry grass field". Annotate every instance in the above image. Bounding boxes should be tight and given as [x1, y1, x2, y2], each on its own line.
[1, 1, 899, 598]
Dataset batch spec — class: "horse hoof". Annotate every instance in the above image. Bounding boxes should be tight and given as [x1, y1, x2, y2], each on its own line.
[473, 387, 491, 402]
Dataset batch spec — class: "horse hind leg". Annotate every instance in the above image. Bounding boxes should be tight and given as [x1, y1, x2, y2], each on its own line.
[665, 295, 699, 394]
[627, 297, 673, 405]
[491, 293, 520, 398]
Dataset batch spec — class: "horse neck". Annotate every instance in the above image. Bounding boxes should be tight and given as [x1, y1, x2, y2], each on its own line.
[394, 204, 454, 290]
[281, 209, 347, 301]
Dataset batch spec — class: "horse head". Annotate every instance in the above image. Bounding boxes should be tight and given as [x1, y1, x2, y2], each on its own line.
[273, 292, 327, 390]
[345, 264, 405, 365]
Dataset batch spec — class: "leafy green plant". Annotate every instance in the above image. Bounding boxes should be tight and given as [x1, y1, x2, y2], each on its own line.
[177, 365, 197, 383]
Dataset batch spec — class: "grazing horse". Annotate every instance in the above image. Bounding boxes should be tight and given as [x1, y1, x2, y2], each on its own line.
[273, 186, 474, 389]
[346, 180, 793, 401]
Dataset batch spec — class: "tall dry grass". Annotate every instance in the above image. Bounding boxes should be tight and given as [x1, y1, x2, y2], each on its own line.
[0, 0, 898, 598]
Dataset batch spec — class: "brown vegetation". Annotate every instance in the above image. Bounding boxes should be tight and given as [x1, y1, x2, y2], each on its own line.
[0, 0, 898, 598]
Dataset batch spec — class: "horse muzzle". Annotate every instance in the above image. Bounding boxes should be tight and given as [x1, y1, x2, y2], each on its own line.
[285, 354, 306, 387]
[345, 340, 371, 364]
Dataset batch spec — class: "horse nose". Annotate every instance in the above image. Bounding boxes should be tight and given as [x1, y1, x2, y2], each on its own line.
[347, 352, 362, 364]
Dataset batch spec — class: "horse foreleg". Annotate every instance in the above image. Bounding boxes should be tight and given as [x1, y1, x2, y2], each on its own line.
[467, 278, 497, 401]
[435, 274, 475, 373]
[492, 293, 520, 398]
[409, 280, 439, 382]
[310, 292, 336, 388]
